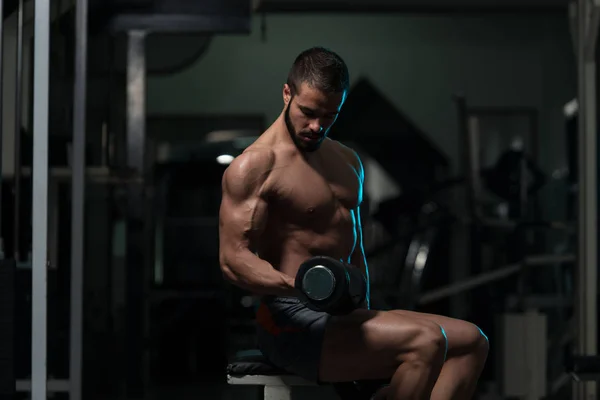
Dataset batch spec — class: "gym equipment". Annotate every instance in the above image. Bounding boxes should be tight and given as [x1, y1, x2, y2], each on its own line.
[15, 0, 253, 398]
[418, 253, 574, 305]
[13, 0, 23, 262]
[31, 2, 51, 400]
[498, 311, 547, 399]
[568, 355, 600, 382]
[295, 256, 367, 315]
[226, 349, 389, 400]
[226, 350, 317, 400]
[97, 0, 251, 33]
[398, 201, 451, 311]
[572, 3, 599, 396]
[0, 259, 15, 399]
[568, 3, 600, 397]
[69, 0, 88, 399]
[482, 147, 546, 213]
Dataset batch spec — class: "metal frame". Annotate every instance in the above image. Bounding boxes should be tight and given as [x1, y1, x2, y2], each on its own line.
[0, 0, 4, 253]
[465, 106, 542, 230]
[108, 14, 250, 34]
[255, 0, 566, 13]
[418, 254, 575, 305]
[26, 3, 256, 399]
[465, 106, 539, 164]
[125, 30, 148, 397]
[227, 374, 316, 400]
[16, 379, 69, 393]
[31, 0, 50, 399]
[1, 259, 15, 399]
[573, 0, 599, 398]
[453, 95, 480, 319]
[498, 311, 547, 398]
[13, 0, 23, 261]
[69, 0, 88, 399]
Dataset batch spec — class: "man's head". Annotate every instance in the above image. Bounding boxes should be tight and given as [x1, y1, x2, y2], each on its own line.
[282, 47, 350, 152]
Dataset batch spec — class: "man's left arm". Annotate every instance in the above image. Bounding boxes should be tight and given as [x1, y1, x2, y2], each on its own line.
[349, 151, 371, 309]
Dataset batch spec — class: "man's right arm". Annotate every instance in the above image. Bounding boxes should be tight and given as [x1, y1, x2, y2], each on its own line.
[218, 149, 297, 296]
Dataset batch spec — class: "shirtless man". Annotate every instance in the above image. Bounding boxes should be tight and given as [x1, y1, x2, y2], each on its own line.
[219, 47, 489, 399]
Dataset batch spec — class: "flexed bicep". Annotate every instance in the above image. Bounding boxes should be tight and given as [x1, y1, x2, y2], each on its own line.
[217, 149, 295, 295]
[219, 149, 274, 268]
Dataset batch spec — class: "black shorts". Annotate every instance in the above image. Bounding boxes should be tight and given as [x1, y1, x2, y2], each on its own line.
[255, 296, 331, 383]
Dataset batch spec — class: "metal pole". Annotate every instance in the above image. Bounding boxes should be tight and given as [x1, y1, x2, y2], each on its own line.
[418, 254, 575, 305]
[574, 0, 599, 398]
[420, 264, 522, 305]
[0, 0, 5, 253]
[70, 0, 88, 399]
[32, 0, 50, 399]
[13, 0, 23, 261]
[1, 260, 15, 400]
[127, 31, 146, 173]
[0, 4, 10, 399]
[125, 30, 147, 397]
[451, 94, 470, 318]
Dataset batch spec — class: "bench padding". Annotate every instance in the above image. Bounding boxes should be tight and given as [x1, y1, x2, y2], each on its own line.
[226, 349, 291, 377]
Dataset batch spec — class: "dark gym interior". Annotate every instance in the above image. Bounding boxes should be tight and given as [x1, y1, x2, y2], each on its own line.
[0, 0, 598, 399]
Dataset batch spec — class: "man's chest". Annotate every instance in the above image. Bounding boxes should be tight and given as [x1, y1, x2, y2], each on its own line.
[271, 159, 361, 218]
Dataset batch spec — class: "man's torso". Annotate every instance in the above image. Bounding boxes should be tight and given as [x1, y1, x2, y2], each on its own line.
[249, 138, 361, 278]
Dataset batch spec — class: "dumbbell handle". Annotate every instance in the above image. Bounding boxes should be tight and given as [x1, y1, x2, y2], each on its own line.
[301, 264, 337, 301]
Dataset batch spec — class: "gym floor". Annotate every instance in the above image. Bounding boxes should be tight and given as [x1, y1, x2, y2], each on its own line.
[138, 382, 501, 400]
[131, 384, 338, 400]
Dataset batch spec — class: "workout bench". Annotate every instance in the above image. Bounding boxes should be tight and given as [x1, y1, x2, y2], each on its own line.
[227, 349, 317, 399]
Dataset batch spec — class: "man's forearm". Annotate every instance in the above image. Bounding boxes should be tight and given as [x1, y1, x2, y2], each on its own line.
[221, 250, 298, 297]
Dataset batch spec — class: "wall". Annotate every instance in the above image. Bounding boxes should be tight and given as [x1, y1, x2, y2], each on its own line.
[148, 13, 576, 175]
[0, 11, 577, 194]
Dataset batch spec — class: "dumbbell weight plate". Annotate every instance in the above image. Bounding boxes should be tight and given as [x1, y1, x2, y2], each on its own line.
[302, 265, 336, 301]
[296, 256, 349, 311]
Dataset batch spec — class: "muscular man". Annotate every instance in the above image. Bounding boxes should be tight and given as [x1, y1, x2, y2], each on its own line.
[219, 47, 488, 400]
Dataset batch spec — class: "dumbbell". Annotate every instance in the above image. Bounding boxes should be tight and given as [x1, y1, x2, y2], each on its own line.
[295, 256, 367, 315]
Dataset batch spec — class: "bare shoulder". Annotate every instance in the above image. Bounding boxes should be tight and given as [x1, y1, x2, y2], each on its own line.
[222, 146, 276, 200]
[329, 139, 364, 180]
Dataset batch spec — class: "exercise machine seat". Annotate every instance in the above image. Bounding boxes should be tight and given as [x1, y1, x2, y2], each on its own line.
[227, 349, 291, 377]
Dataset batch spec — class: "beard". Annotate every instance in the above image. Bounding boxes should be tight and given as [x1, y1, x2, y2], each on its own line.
[284, 100, 322, 153]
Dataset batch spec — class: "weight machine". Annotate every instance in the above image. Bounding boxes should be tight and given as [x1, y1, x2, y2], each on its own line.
[567, 1, 600, 399]
[404, 2, 600, 397]
[0, 1, 252, 400]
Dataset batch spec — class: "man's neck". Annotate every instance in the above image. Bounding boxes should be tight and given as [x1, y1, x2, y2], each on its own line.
[272, 114, 294, 146]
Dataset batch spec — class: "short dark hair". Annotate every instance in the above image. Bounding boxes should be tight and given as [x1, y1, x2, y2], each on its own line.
[287, 47, 350, 95]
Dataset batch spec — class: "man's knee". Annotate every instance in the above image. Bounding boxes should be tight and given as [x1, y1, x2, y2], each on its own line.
[404, 321, 447, 366]
[472, 325, 489, 360]
[458, 321, 489, 363]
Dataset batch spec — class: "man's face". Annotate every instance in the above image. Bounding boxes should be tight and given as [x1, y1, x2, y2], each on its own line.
[283, 82, 346, 152]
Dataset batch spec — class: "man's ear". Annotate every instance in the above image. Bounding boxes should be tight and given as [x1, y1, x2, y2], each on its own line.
[283, 84, 292, 105]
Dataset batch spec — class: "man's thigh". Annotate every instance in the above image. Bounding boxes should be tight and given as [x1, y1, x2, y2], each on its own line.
[318, 309, 440, 383]
[388, 310, 486, 355]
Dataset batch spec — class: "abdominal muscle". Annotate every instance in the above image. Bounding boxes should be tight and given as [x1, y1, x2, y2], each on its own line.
[258, 221, 357, 282]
